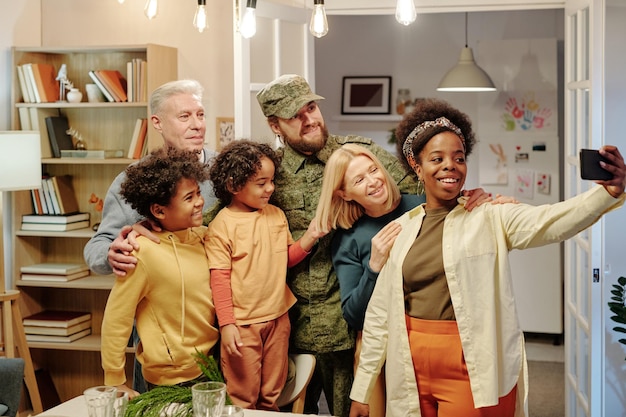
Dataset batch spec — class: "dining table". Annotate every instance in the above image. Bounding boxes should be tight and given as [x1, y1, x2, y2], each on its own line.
[37, 395, 310, 417]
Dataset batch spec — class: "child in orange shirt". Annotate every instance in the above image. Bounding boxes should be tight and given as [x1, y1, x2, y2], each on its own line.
[205, 140, 325, 410]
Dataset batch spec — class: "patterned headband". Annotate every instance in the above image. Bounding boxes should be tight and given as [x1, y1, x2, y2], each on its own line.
[402, 117, 466, 171]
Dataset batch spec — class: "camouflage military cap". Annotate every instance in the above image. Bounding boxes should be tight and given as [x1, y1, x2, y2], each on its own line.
[256, 74, 325, 119]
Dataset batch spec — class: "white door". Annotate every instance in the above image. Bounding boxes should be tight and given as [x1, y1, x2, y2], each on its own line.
[563, 1, 605, 416]
[233, 1, 314, 144]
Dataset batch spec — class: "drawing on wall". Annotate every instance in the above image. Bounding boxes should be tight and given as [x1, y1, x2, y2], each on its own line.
[537, 172, 551, 195]
[486, 143, 509, 184]
[514, 169, 535, 199]
[216, 117, 234, 151]
[501, 92, 554, 133]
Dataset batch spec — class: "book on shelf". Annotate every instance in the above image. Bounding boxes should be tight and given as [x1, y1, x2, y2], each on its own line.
[26, 328, 92, 343]
[38, 177, 53, 214]
[21, 269, 90, 282]
[22, 212, 89, 224]
[24, 319, 92, 336]
[50, 175, 80, 214]
[21, 219, 90, 232]
[31, 63, 60, 103]
[22, 63, 41, 103]
[18, 106, 32, 130]
[87, 70, 115, 102]
[96, 70, 127, 102]
[61, 149, 124, 159]
[133, 118, 148, 159]
[41, 177, 60, 215]
[45, 116, 74, 158]
[16, 65, 33, 103]
[21, 262, 89, 275]
[22, 310, 92, 328]
[30, 188, 44, 215]
[127, 118, 147, 159]
[126, 61, 134, 102]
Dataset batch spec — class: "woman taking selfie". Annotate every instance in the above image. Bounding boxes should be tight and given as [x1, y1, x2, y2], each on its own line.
[349, 98, 625, 417]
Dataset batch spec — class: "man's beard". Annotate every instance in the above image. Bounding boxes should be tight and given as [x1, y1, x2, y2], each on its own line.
[285, 124, 329, 155]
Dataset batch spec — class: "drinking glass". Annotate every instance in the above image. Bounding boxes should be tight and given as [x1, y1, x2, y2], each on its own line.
[84, 386, 117, 417]
[221, 405, 244, 417]
[191, 382, 226, 417]
[113, 390, 129, 417]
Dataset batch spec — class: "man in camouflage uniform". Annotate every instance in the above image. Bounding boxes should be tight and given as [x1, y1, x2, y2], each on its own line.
[256, 74, 418, 417]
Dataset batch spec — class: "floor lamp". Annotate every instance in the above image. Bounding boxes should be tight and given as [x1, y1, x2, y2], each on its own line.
[0, 131, 43, 414]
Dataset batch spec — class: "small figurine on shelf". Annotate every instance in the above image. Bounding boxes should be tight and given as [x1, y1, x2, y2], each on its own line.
[89, 193, 104, 231]
[66, 127, 87, 150]
[56, 64, 68, 102]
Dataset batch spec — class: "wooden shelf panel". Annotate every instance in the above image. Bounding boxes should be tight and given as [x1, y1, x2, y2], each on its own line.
[16, 102, 147, 109]
[16, 228, 95, 238]
[42, 157, 134, 165]
[16, 275, 115, 290]
[28, 334, 135, 353]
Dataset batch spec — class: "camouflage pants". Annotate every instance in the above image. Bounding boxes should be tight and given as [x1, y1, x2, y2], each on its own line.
[302, 349, 354, 417]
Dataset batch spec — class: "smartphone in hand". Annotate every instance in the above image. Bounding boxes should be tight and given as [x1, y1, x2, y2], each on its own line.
[580, 149, 612, 180]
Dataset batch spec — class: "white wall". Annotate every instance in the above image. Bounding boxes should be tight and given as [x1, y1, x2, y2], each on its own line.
[314, 10, 565, 189]
[603, 3, 626, 413]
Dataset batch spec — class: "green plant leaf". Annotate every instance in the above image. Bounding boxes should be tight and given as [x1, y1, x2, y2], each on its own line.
[613, 326, 626, 334]
[617, 276, 626, 286]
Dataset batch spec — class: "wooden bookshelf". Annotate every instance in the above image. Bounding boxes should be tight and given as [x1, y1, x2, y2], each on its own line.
[8, 44, 178, 404]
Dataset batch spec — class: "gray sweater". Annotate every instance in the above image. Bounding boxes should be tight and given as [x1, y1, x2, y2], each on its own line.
[83, 148, 217, 275]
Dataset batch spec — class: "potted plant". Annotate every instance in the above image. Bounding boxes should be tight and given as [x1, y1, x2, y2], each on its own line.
[608, 276, 626, 360]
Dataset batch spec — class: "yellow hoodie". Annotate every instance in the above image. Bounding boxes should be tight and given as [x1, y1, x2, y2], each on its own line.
[102, 227, 219, 386]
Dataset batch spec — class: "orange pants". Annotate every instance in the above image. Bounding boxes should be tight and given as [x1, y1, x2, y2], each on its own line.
[221, 312, 290, 410]
[355, 332, 386, 417]
[405, 315, 517, 417]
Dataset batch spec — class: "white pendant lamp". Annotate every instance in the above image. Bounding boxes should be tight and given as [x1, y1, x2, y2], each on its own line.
[437, 13, 496, 92]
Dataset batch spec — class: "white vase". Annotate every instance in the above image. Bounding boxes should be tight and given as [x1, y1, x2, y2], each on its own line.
[67, 88, 83, 103]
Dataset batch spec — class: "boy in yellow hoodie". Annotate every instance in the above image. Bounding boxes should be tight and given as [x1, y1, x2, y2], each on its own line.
[101, 147, 219, 398]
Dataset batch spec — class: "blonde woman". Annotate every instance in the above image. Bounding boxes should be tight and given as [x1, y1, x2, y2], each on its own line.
[315, 144, 493, 417]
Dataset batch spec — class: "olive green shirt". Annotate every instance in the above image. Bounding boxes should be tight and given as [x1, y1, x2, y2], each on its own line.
[272, 134, 418, 353]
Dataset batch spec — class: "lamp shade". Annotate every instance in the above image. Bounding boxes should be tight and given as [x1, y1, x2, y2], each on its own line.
[0, 131, 42, 191]
[436, 47, 497, 92]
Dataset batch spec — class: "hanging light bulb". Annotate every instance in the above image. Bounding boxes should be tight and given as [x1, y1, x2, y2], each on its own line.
[144, 0, 158, 20]
[310, 0, 328, 38]
[395, 0, 417, 26]
[239, 0, 257, 38]
[193, 0, 208, 33]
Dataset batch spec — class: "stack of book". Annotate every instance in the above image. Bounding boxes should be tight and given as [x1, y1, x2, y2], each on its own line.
[20, 262, 90, 282]
[126, 58, 147, 102]
[16, 63, 60, 103]
[21, 212, 90, 232]
[23, 310, 92, 343]
[88, 69, 128, 102]
[127, 118, 148, 159]
[28, 174, 86, 223]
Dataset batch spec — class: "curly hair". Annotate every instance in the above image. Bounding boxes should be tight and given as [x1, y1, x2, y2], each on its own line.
[209, 140, 282, 205]
[395, 98, 476, 173]
[120, 147, 209, 221]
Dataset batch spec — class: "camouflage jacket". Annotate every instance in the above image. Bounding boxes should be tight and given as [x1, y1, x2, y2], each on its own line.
[272, 134, 418, 353]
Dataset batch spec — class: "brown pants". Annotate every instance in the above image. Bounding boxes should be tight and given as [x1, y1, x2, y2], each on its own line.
[355, 332, 386, 417]
[221, 312, 290, 410]
[406, 315, 517, 417]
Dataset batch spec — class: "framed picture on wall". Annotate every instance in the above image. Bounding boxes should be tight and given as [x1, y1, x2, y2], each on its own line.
[341, 76, 392, 115]
[216, 117, 234, 151]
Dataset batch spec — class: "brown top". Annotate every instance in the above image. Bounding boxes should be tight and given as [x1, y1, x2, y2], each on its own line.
[402, 206, 455, 320]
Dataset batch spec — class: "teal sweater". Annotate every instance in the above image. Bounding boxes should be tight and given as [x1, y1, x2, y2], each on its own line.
[332, 194, 425, 330]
